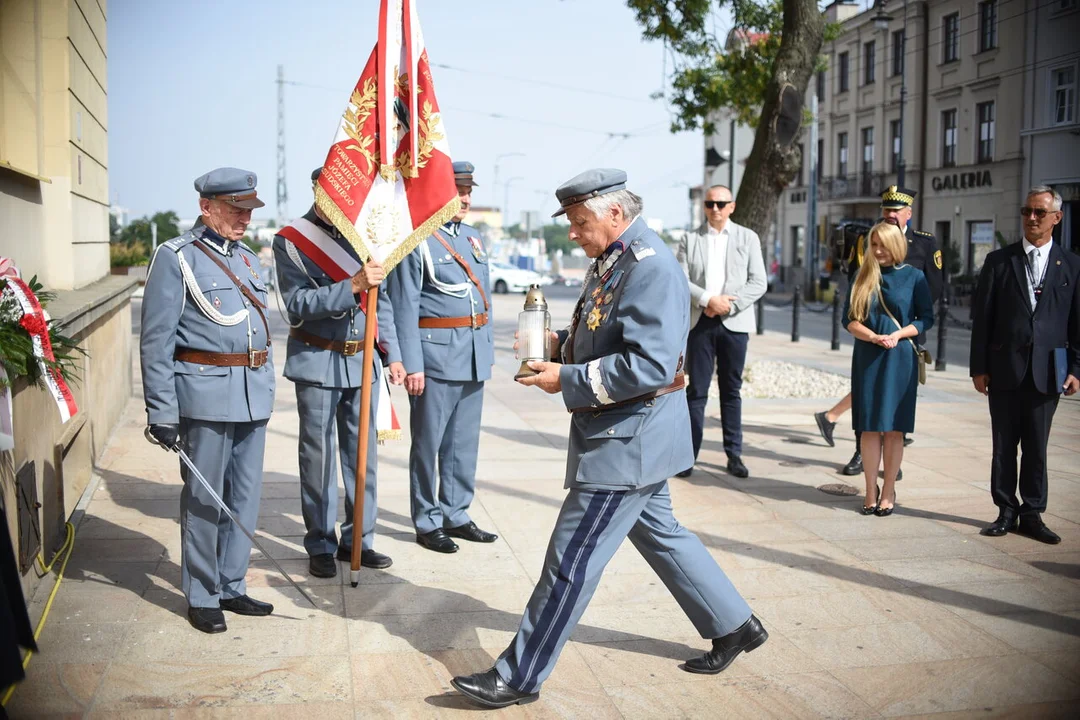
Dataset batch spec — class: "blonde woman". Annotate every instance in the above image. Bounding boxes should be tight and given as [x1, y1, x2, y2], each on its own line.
[843, 221, 935, 516]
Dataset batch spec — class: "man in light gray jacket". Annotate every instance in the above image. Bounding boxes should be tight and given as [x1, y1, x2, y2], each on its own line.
[676, 185, 768, 479]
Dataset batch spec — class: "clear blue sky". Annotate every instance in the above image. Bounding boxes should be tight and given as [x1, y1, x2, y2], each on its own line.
[107, 0, 730, 229]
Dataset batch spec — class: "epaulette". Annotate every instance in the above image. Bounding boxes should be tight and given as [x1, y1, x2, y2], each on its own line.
[912, 229, 934, 238]
[161, 233, 196, 252]
[629, 238, 655, 261]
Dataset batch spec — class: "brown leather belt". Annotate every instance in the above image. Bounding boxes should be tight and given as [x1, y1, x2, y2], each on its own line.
[175, 348, 269, 369]
[418, 313, 489, 329]
[569, 373, 686, 414]
[289, 328, 363, 356]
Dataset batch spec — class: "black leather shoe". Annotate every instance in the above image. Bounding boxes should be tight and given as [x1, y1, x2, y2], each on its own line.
[220, 594, 274, 616]
[1016, 516, 1062, 545]
[903, 435, 914, 447]
[416, 529, 459, 553]
[842, 451, 863, 476]
[445, 521, 498, 543]
[309, 553, 337, 578]
[451, 668, 539, 708]
[683, 614, 768, 675]
[187, 607, 227, 634]
[814, 412, 836, 447]
[980, 512, 1018, 537]
[727, 456, 750, 479]
[334, 546, 395, 569]
[676, 468, 693, 478]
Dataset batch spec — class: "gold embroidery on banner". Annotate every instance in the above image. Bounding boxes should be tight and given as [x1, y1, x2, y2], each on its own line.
[343, 79, 379, 175]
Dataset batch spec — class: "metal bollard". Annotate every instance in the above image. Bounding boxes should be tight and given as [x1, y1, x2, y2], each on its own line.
[936, 294, 948, 371]
[830, 290, 841, 351]
[756, 300, 764, 335]
[792, 286, 800, 343]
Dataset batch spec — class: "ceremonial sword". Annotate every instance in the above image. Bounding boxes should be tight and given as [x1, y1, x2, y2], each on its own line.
[144, 427, 318, 608]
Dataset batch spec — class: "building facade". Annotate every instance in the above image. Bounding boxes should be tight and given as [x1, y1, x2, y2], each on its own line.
[711, 0, 1047, 289]
[1, 0, 137, 597]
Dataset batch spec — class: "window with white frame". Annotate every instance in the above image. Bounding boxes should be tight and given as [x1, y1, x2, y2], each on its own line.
[1052, 65, 1076, 126]
[977, 102, 995, 163]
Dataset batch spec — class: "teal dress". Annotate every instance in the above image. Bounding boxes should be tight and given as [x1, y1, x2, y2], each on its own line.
[843, 264, 934, 433]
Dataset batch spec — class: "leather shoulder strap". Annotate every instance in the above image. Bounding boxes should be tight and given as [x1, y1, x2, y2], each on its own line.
[432, 233, 490, 312]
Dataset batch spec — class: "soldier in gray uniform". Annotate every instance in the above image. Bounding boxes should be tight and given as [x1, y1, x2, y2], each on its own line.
[386, 161, 499, 553]
[141, 168, 276, 634]
[272, 168, 406, 579]
[451, 169, 767, 708]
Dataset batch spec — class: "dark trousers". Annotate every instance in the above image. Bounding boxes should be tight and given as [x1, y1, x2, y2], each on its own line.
[686, 314, 749, 460]
[988, 372, 1059, 516]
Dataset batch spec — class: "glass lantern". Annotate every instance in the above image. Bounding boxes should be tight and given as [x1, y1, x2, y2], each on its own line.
[515, 284, 551, 380]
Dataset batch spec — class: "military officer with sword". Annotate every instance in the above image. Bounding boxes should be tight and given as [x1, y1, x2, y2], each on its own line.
[141, 168, 310, 633]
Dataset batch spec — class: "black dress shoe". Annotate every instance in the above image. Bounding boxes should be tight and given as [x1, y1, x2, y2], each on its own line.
[187, 607, 227, 634]
[814, 412, 836, 447]
[416, 528, 459, 553]
[451, 668, 539, 708]
[309, 553, 337, 578]
[842, 451, 863, 476]
[903, 435, 914, 447]
[334, 546, 395, 569]
[980, 512, 1018, 537]
[445, 521, 498, 543]
[874, 490, 896, 517]
[220, 594, 274, 616]
[727, 456, 750, 479]
[1016, 516, 1062, 545]
[683, 614, 768, 675]
[676, 468, 693, 478]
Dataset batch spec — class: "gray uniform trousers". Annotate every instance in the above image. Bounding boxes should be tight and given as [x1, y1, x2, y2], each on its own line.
[408, 377, 483, 534]
[179, 418, 268, 609]
[295, 378, 379, 554]
[494, 480, 752, 693]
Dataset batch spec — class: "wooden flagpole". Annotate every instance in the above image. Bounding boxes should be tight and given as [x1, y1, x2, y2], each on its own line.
[350, 286, 380, 587]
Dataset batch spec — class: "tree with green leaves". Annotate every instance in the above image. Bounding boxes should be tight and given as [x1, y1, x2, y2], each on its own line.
[628, 0, 826, 241]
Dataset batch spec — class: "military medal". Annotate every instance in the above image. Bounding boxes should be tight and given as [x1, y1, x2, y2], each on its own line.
[603, 292, 613, 305]
[241, 254, 260, 280]
[213, 296, 222, 309]
[586, 306, 602, 331]
[467, 236, 487, 262]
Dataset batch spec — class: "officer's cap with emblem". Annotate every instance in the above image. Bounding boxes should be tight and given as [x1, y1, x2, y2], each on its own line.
[453, 161, 479, 188]
[880, 185, 916, 210]
[194, 167, 265, 209]
[551, 168, 627, 218]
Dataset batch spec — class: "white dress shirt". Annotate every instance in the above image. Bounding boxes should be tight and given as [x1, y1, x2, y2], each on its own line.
[1021, 238, 1053, 310]
[698, 223, 729, 308]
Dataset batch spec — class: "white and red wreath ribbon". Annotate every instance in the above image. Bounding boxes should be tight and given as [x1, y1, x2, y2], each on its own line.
[5, 276, 78, 423]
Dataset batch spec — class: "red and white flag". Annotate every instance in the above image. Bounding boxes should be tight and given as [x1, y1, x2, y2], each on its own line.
[314, 0, 459, 270]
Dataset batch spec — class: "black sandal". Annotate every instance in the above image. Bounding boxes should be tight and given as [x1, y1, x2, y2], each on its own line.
[875, 490, 896, 517]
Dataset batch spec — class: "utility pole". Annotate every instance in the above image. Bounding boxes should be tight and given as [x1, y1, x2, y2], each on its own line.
[806, 93, 819, 302]
[276, 65, 288, 224]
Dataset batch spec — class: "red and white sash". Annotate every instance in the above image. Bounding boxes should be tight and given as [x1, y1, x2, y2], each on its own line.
[6, 277, 79, 423]
[278, 217, 400, 441]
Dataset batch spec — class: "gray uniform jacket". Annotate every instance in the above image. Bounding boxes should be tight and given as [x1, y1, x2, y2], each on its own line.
[386, 222, 494, 382]
[141, 222, 275, 424]
[678, 221, 768, 333]
[556, 218, 694, 490]
[271, 209, 401, 388]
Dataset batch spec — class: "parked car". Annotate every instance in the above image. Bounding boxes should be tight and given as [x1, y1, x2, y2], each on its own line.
[489, 262, 548, 294]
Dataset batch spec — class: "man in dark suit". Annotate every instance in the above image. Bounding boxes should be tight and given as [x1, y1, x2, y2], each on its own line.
[971, 186, 1080, 545]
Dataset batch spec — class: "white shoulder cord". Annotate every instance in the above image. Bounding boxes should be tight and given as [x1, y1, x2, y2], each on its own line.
[177, 252, 249, 326]
[420, 240, 472, 298]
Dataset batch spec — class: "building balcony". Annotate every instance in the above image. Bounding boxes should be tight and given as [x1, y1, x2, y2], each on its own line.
[820, 172, 887, 202]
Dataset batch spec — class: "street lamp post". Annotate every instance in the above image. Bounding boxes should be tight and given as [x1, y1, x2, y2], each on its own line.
[493, 152, 525, 207]
[503, 176, 523, 230]
[874, 0, 908, 187]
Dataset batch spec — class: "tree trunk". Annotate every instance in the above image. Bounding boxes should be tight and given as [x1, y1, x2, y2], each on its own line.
[731, 0, 825, 244]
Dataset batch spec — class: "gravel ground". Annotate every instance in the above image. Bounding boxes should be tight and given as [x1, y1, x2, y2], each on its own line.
[717, 359, 852, 399]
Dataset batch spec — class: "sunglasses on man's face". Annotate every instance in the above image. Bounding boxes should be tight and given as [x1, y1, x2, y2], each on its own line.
[1020, 206, 1055, 219]
[704, 200, 731, 210]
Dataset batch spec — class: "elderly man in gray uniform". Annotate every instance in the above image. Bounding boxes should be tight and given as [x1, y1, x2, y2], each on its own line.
[386, 161, 498, 554]
[272, 168, 406, 579]
[141, 168, 276, 634]
[451, 169, 766, 708]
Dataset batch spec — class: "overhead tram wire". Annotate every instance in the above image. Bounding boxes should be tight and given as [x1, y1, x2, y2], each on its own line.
[429, 62, 655, 105]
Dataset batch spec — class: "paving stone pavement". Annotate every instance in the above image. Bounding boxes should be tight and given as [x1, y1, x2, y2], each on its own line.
[9, 291, 1080, 719]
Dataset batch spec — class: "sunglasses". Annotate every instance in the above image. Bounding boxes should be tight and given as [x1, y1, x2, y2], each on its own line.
[1020, 207, 1056, 219]
[704, 200, 731, 210]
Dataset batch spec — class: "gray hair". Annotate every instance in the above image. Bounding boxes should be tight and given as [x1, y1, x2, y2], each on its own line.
[583, 189, 643, 221]
[1027, 185, 1063, 211]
